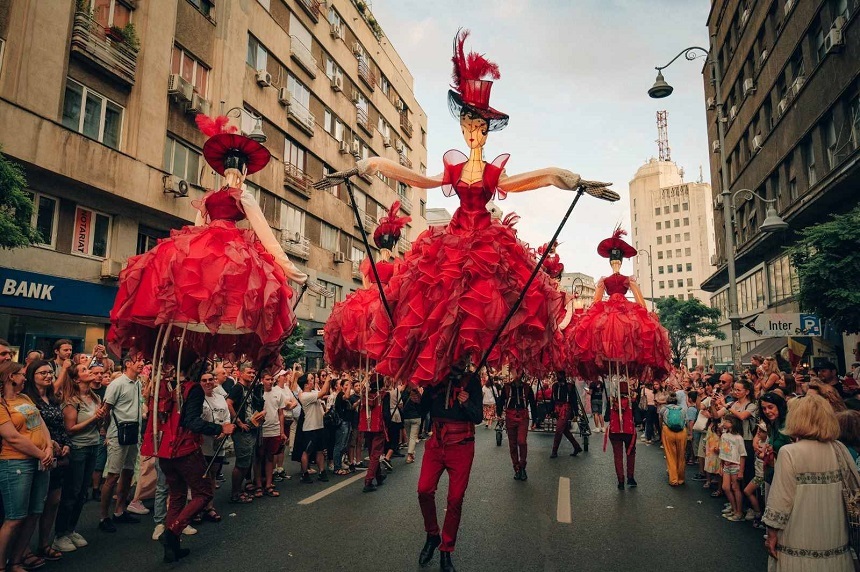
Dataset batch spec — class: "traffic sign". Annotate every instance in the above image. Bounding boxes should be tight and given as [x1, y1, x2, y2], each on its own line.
[742, 313, 821, 337]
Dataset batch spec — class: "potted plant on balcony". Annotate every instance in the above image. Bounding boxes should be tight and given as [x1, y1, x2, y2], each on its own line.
[107, 25, 124, 42]
[121, 22, 140, 52]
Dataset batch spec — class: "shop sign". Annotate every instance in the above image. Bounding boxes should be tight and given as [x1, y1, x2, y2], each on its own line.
[0, 267, 117, 318]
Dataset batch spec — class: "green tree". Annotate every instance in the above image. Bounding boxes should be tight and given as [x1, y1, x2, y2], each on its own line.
[280, 323, 306, 367]
[787, 206, 860, 334]
[0, 147, 41, 249]
[656, 297, 726, 367]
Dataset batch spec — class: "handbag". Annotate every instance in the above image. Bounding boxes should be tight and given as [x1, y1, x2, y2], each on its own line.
[692, 411, 709, 432]
[833, 441, 860, 555]
[112, 384, 141, 446]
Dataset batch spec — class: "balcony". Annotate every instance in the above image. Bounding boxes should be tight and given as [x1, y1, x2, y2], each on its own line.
[398, 154, 412, 169]
[399, 112, 413, 139]
[284, 162, 313, 198]
[356, 106, 373, 135]
[351, 260, 363, 281]
[398, 193, 413, 214]
[397, 237, 412, 254]
[287, 97, 315, 136]
[296, 0, 322, 22]
[70, 11, 138, 86]
[281, 233, 310, 260]
[290, 35, 317, 78]
[358, 57, 376, 91]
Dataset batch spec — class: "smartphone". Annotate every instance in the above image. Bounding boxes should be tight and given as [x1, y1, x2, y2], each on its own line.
[97, 338, 104, 346]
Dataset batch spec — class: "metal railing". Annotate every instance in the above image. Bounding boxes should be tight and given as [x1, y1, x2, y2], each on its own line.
[397, 237, 411, 253]
[287, 97, 315, 134]
[356, 106, 372, 133]
[398, 154, 412, 169]
[398, 193, 413, 214]
[290, 35, 317, 77]
[284, 162, 313, 197]
[400, 112, 413, 139]
[296, 0, 322, 21]
[351, 260, 363, 281]
[70, 11, 138, 85]
[358, 57, 376, 90]
[281, 233, 310, 260]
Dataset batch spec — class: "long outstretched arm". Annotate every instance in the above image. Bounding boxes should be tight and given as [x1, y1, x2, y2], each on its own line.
[240, 191, 308, 283]
[499, 168, 618, 201]
[314, 157, 443, 191]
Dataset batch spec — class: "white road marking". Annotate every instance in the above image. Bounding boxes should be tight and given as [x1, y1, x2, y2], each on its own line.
[557, 476, 572, 524]
[298, 472, 365, 505]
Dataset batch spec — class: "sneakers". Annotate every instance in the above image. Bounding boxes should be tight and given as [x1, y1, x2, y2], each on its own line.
[744, 509, 758, 521]
[112, 511, 140, 524]
[126, 500, 150, 515]
[626, 477, 637, 488]
[300, 472, 314, 484]
[727, 514, 743, 522]
[182, 525, 197, 536]
[380, 457, 394, 472]
[721, 506, 734, 515]
[98, 518, 117, 533]
[68, 532, 88, 548]
[152, 524, 165, 541]
[51, 536, 77, 553]
[362, 484, 377, 493]
[691, 473, 708, 481]
[318, 471, 329, 483]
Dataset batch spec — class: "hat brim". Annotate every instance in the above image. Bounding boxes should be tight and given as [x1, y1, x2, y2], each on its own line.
[203, 133, 271, 176]
[448, 90, 509, 132]
[597, 238, 637, 259]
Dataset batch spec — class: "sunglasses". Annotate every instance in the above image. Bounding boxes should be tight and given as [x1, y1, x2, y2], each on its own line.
[0, 351, 11, 356]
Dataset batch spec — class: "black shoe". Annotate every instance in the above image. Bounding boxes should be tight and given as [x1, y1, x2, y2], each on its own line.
[549, 452, 558, 458]
[362, 484, 377, 493]
[627, 477, 638, 488]
[113, 511, 140, 524]
[418, 534, 441, 567]
[300, 472, 314, 484]
[440, 551, 456, 572]
[513, 469, 521, 480]
[160, 529, 191, 563]
[617, 482, 625, 490]
[571, 444, 583, 457]
[520, 468, 528, 481]
[376, 473, 386, 486]
[98, 518, 117, 533]
[318, 471, 329, 483]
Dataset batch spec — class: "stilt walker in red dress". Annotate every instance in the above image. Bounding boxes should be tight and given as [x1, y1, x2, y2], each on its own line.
[501, 374, 536, 481]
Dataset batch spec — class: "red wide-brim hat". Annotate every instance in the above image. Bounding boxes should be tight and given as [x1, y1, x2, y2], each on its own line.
[203, 133, 271, 176]
[597, 226, 637, 259]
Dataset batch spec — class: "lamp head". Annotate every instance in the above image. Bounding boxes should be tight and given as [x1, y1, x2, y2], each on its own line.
[248, 118, 267, 143]
[760, 206, 789, 232]
[648, 71, 674, 99]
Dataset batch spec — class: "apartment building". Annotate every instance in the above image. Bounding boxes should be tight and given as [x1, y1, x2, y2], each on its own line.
[702, 0, 859, 368]
[0, 0, 428, 367]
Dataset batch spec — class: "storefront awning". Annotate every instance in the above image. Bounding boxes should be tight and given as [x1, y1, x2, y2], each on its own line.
[741, 337, 788, 364]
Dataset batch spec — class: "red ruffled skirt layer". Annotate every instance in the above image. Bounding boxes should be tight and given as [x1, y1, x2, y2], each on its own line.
[365, 211, 565, 386]
[571, 294, 671, 378]
[324, 287, 381, 371]
[108, 220, 296, 362]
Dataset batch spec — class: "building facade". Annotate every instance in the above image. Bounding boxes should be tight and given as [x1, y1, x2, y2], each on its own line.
[0, 0, 428, 366]
[702, 0, 859, 369]
[558, 272, 596, 305]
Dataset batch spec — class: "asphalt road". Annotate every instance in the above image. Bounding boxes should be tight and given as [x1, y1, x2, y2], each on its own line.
[58, 426, 767, 572]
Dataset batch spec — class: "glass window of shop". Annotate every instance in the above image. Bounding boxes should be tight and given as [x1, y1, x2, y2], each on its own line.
[767, 254, 799, 305]
[0, 312, 107, 363]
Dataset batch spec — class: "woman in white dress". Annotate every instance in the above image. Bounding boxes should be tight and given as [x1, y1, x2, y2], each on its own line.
[763, 394, 857, 571]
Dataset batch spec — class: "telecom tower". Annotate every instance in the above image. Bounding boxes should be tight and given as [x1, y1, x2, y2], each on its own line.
[656, 110, 671, 162]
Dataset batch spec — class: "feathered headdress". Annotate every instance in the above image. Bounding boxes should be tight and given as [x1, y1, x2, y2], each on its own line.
[195, 115, 238, 137]
[195, 114, 270, 176]
[373, 201, 412, 248]
[450, 29, 500, 93]
[597, 225, 637, 260]
[447, 29, 509, 131]
[537, 242, 564, 279]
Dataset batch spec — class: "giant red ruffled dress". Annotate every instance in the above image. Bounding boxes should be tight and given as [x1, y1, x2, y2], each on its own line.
[572, 273, 670, 378]
[324, 257, 394, 370]
[108, 187, 297, 361]
[365, 150, 566, 386]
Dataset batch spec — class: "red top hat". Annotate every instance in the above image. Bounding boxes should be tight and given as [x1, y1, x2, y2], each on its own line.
[447, 29, 509, 132]
[597, 226, 637, 260]
[196, 115, 271, 176]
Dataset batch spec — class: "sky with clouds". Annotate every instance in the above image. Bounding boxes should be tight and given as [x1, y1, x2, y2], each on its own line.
[370, 0, 713, 280]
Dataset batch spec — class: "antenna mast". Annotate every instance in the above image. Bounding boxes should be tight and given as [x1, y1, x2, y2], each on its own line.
[656, 110, 671, 162]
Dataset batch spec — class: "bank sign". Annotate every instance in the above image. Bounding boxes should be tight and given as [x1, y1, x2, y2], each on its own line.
[0, 267, 118, 318]
[743, 313, 822, 337]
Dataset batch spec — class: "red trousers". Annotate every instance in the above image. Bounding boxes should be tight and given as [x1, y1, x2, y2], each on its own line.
[552, 404, 582, 454]
[158, 450, 214, 536]
[609, 433, 636, 483]
[417, 421, 475, 553]
[505, 408, 529, 470]
[364, 431, 385, 486]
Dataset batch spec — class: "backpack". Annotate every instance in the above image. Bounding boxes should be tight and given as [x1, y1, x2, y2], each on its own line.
[665, 406, 686, 432]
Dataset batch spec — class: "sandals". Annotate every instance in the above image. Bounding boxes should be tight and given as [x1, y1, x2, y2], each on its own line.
[264, 486, 280, 497]
[253, 487, 264, 498]
[229, 492, 253, 504]
[20, 555, 45, 570]
[191, 513, 203, 525]
[243, 483, 256, 494]
[334, 469, 350, 476]
[203, 508, 222, 522]
[710, 490, 724, 498]
[37, 547, 62, 562]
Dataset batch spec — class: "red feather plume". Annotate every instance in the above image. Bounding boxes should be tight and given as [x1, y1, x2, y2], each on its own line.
[451, 29, 501, 93]
[373, 201, 412, 247]
[611, 224, 628, 240]
[195, 115, 238, 138]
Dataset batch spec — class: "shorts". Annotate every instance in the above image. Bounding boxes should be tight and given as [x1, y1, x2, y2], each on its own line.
[692, 431, 704, 458]
[105, 440, 139, 475]
[0, 459, 50, 519]
[723, 462, 740, 476]
[261, 436, 285, 457]
[302, 429, 324, 456]
[94, 435, 107, 472]
[232, 431, 258, 469]
[591, 399, 603, 415]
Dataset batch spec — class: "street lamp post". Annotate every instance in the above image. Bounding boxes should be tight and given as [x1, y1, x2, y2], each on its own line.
[649, 39, 789, 374]
[637, 246, 655, 311]
[223, 106, 267, 143]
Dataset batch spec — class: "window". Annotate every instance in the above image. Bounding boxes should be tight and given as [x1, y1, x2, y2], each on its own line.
[824, 112, 838, 169]
[317, 280, 341, 308]
[136, 225, 168, 255]
[666, 235, 671, 243]
[668, 280, 674, 288]
[327, 7, 341, 28]
[246, 35, 268, 70]
[675, 249, 681, 257]
[287, 73, 311, 111]
[667, 266, 673, 274]
[654, 207, 661, 215]
[687, 278, 693, 287]
[0, 38, 5, 78]
[659, 281, 665, 289]
[683, 217, 689, 226]
[656, 236, 662, 245]
[90, 0, 131, 28]
[258, 190, 282, 231]
[685, 248, 691, 256]
[657, 251, 664, 259]
[171, 45, 209, 97]
[682, 202, 689, 211]
[684, 232, 690, 241]
[767, 254, 799, 304]
[397, 182, 409, 199]
[322, 165, 341, 196]
[72, 206, 111, 258]
[811, 22, 826, 65]
[686, 263, 693, 271]
[673, 204, 679, 212]
[380, 74, 390, 96]
[187, 0, 214, 17]
[421, 128, 427, 148]
[284, 137, 307, 171]
[673, 219, 679, 227]
[675, 234, 681, 242]
[25, 192, 58, 248]
[787, 153, 798, 201]
[283, 204, 305, 235]
[164, 135, 201, 184]
[378, 116, 391, 140]
[420, 199, 426, 217]
[321, 222, 339, 251]
[676, 264, 682, 272]
[656, 222, 661, 230]
[62, 79, 123, 149]
[667, 250, 673, 259]
[658, 266, 664, 274]
[289, 12, 313, 54]
[663, 206, 669, 214]
[850, 95, 860, 150]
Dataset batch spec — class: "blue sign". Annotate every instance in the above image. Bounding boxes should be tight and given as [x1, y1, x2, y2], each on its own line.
[0, 267, 118, 319]
[798, 314, 821, 336]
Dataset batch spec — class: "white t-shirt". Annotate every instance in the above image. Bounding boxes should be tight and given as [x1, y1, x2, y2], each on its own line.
[298, 390, 324, 431]
[482, 386, 496, 406]
[201, 392, 230, 456]
[214, 385, 228, 398]
[262, 387, 288, 437]
[719, 432, 747, 464]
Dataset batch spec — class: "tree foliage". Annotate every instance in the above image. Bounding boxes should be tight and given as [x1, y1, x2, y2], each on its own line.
[0, 147, 41, 250]
[656, 297, 726, 366]
[786, 206, 860, 334]
[280, 323, 306, 368]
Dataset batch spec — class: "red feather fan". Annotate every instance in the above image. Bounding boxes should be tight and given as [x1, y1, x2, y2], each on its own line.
[451, 29, 501, 93]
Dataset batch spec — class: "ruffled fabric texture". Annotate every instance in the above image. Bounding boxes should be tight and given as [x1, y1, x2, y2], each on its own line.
[365, 151, 565, 386]
[108, 219, 296, 362]
[324, 259, 393, 370]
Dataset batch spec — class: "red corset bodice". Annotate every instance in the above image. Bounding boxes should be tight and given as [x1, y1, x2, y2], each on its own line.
[360, 258, 394, 285]
[603, 273, 630, 296]
[205, 188, 245, 221]
[440, 150, 510, 232]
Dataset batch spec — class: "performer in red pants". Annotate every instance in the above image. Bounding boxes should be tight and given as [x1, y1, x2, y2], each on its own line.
[501, 374, 536, 481]
[607, 381, 637, 490]
[417, 363, 482, 572]
[360, 373, 387, 492]
[550, 371, 583, 458]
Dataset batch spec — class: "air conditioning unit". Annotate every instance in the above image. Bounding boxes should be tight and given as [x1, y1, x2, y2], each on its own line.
[329, 23, 343, 39]
[710, 254, 720, 266]
[712, 140, 721, 154]
[740, 8, 750, 29]
[784, 0, 794, 16]
[706, 97, 715, 110]
[395, 139, 404, 153]
[255, 69, 272, 87]
[351, 140, 361, 156]
[352, 42, 363, 57]
[777, 97, 788, 116]
[333, 252, 346, 264]
[713, 196, 723, 210]
[833, 15, 848, 31]
[162, 174, 189, 198]
[100, 258, 123, 280]
[286, 231, 302, 243]
[278, 87, 291, 106]
[792, 75, 805, 96]
[350, 89, 361, 104]
[185, 93, 210, 115]
[752, 135, 763, 153]
[825, 28, 845, 54]
[330, 73, 343, 92]
[338, 140, 350, 154]
[167, 74, 193, 103]
[743, 78, 755, 96]
[759, 49, 769, 64]
[395, 99, 405, 112]
[728, 105, 738, 121]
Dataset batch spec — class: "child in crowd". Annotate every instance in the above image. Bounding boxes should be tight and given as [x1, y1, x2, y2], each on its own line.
[719, 414, 747, 522]
[685, 390, 698, 465]
[704, 417, 722, 493]
[743, 421, 767, 528]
